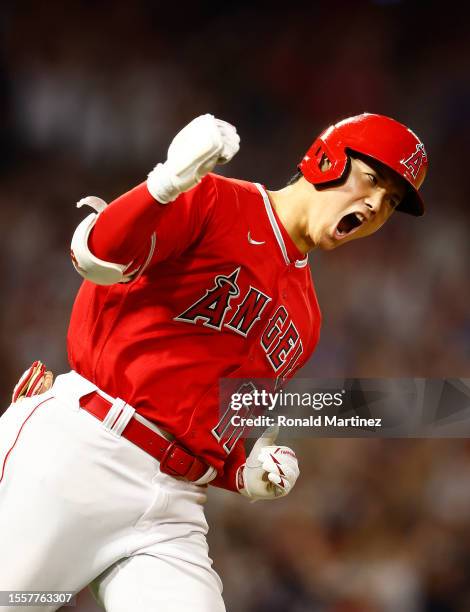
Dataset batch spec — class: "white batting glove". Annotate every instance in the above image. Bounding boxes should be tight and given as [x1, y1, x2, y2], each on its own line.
[147, 114, 240, 204]
[237, 426, 300, 501]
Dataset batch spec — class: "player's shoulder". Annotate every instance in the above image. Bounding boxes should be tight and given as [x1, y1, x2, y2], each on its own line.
[206, 173, 262, 199]
[200, 174, 265, 227]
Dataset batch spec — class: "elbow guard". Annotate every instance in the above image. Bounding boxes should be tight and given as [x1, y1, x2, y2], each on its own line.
[70, 196, 130, 286]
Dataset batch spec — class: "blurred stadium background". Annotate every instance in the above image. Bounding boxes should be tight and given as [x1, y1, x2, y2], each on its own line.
[1, 0, 469, 610]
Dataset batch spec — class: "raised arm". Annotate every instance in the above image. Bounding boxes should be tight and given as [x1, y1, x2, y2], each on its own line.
[70, 114, 240, 285]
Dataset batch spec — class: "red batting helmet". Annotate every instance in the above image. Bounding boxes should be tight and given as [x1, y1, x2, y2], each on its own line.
[299, 113, 428, 216]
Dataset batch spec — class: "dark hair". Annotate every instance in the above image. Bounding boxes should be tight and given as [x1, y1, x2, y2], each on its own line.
[286, 170, 303, 186]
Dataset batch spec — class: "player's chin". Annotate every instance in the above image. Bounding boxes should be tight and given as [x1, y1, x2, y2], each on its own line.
[318, 241, 337, 251]
[317, 232, 350, 251]
[326, 225, 372, 249]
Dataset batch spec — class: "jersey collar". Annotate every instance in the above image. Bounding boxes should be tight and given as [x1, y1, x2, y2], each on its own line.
[254, 183, 309, 268]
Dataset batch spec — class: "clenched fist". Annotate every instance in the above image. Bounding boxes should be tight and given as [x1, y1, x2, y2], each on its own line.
[237, 426, 300, 501]
[147, 114, 240, 204]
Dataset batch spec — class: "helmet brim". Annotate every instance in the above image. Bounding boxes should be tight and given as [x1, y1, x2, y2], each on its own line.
[396, 188, 424, 216]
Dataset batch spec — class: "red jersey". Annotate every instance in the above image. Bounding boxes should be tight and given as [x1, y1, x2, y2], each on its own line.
[67, 174, 321, 490]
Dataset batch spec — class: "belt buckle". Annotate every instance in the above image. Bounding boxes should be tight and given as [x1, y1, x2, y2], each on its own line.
[159, 440, 198, 480]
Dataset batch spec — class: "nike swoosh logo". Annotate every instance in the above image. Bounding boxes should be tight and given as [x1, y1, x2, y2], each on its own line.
[247, 231, 265, 245]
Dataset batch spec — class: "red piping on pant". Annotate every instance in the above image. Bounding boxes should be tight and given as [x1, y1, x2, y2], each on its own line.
[0, 396, 53, 484]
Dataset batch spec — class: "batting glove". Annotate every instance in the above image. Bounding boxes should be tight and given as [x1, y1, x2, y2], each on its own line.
[147, 114, 240, 204]
[237, 426, 300, 501]
[12, 360, 54, 403]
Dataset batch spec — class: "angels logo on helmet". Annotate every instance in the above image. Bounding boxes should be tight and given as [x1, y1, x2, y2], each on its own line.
[400, 142, 427, 180]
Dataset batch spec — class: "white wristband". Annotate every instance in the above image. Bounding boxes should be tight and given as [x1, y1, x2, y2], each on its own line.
[146, 163, 178, 204]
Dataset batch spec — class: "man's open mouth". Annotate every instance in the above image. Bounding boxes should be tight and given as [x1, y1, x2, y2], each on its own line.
[335, 212, 365, 239]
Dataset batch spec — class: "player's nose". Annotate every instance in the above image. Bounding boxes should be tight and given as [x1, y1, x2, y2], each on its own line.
[364, 188, 386, 215]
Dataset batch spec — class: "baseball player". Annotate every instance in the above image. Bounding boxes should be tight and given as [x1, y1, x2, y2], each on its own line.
[0, 113, 427, 611]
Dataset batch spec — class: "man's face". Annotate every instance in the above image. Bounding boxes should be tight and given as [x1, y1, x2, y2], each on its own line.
[307, 156, 407, 250]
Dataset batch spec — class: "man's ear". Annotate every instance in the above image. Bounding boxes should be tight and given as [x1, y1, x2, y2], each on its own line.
[319, 154, 331, 172]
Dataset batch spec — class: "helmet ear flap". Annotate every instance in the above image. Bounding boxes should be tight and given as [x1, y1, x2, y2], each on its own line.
[299, 138, 348, 185]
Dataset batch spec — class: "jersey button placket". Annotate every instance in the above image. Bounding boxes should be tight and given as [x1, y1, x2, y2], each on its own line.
[282, 269, 289, 300]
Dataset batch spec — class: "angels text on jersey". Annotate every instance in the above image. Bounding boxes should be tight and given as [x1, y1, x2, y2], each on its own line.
[174, 267, 304, 378]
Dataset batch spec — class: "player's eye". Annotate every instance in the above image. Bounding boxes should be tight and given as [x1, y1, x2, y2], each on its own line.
[366, 173, 378, 186]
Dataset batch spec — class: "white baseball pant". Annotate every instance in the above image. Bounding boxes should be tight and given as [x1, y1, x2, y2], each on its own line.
[0, 371, 225, 612]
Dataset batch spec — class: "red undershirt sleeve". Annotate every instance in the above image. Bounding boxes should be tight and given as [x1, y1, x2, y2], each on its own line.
[87, 174, 218, 269]
[88, 182, 162, 266]
[210, 439, 246, 493]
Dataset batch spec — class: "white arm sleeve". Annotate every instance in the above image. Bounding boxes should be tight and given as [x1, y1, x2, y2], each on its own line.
[70, 196, 155, 286]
